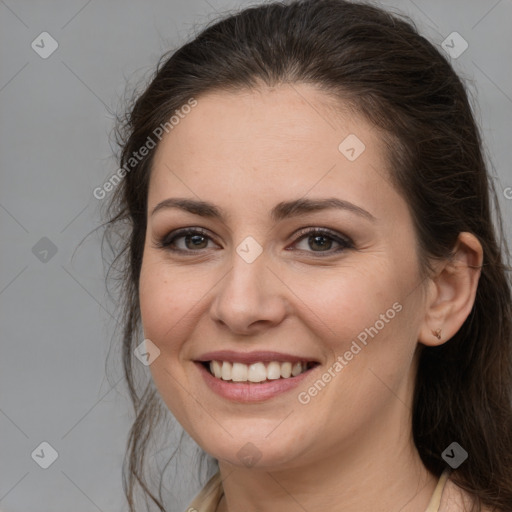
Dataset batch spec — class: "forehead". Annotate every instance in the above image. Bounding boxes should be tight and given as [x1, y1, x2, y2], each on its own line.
[148, 84, 399, 222]
[154, 84, 371, 156]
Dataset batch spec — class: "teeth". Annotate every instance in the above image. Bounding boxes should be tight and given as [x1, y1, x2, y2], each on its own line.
[280, 362, 292, 378]
[208, 360, 312, 382]
[291, 362, 302, 377]
[267, 361, 281, 380]
[231, 362, 248, 382]
[248, 362, 267, 382]
[221, 361, 232, 381]
[211, 360, 222, 379]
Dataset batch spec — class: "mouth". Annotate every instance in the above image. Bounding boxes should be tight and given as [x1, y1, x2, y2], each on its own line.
[199, 360, 320, 383]
[194, 350, 322, 402]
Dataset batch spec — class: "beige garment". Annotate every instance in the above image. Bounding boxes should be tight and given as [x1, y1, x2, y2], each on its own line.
[184, 468, 452, 512]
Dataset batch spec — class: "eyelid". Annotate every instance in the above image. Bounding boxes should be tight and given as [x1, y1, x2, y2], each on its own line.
[291, 226, 353, 245]
[152, 227, 218, 250]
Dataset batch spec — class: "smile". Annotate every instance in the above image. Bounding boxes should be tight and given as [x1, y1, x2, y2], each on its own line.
[195, 359, 320, 403]
[203, 360, 319, 383]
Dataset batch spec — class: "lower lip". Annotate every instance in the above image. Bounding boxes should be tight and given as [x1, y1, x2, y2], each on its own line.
[195, 362, 316, 403]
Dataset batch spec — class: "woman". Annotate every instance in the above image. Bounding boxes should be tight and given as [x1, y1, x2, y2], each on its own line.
[105, 0, 512, 510]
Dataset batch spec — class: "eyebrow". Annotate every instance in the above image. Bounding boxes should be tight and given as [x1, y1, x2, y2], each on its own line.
[151, 197, 376, 222]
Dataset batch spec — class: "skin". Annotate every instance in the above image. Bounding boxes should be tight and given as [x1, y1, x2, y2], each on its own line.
[139, 83, 483, 512]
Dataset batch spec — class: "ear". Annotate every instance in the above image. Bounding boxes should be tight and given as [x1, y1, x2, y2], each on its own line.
[418, 232, 483, 347]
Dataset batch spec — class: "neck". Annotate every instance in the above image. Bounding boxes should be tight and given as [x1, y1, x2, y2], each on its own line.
[217, 440, 437, 512]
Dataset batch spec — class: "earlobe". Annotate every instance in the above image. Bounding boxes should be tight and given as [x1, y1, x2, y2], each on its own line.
[418, 232, 483, 347]
[431, 328, 442, 341]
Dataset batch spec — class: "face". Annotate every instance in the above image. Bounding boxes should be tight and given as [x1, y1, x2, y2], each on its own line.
[139, 84, 429, 470]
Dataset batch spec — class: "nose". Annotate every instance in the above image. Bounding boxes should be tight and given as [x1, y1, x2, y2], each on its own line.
[209, 250, 289, 335]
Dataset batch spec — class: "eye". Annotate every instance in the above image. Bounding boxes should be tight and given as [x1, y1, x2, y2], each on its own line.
[153, 226, 354, 256]
[154, 228, 219, 252]
[290, 227, 354, 256]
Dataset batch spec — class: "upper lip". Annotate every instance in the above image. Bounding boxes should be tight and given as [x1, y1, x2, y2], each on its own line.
[195, 350, 320, 365]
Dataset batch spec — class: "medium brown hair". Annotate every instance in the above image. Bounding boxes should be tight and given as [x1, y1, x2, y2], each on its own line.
[104, 1, 512, 510]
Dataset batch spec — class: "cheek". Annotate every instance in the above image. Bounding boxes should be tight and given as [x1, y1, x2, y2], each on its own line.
[289, 260, 406, 346]
[138, 252, 224, 383]
[290, 257, 420, 408]
[138, 257, 204, 432]
[138, 257, 192, 353]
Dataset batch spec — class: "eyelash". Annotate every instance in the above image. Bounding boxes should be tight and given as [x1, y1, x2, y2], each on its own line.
[153, 227, 354, 257]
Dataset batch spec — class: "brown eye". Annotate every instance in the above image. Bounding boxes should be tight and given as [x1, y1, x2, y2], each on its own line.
[154, 226, 353, 257]
[292, 228, 354, 256]
[155, 228, 219, 253]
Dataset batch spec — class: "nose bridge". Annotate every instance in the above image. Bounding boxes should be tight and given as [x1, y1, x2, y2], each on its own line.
[219, 246, 269, 310]
[210, 242, 286, 332]
[222, 229, 268, 293]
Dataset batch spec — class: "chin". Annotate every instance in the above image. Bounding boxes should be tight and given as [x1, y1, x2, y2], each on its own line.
[194, 424, 312, 470]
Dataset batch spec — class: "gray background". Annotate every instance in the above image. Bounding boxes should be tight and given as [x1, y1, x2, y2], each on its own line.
[1, 0, 511, 511]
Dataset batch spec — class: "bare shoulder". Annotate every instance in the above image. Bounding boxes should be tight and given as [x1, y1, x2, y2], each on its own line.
[439, 478, 494, 512]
